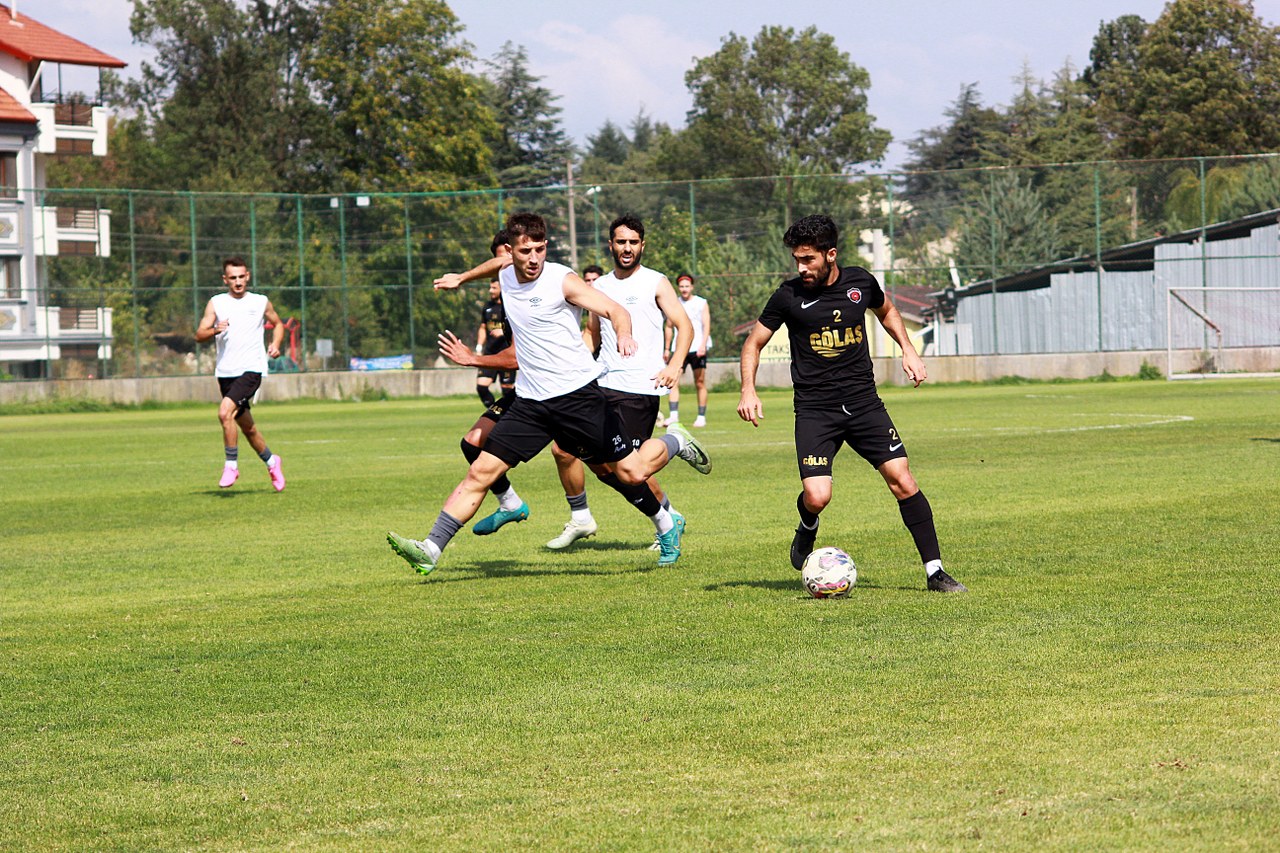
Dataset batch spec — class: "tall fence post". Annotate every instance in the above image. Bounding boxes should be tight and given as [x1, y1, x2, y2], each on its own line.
[128, 191, 140, 378]
[338, 198, 350, 365]
[404, 199, 415, 360]
[296, 195, 307, 368]
[886, 178, 896, 290]
[249, 197, 258, 282]
[988, 170, 999, 354]
[189, 193, 199, 374]
[1094, 166, 1104, 352]
[688, 182, 697, 276]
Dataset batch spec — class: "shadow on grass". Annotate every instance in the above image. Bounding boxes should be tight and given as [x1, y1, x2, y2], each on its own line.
[1249, 437, 1280, 443]
[702, 578, 921, 593]
[415, 541, 663, 584]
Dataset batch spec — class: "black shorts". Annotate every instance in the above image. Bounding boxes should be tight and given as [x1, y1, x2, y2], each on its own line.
[484, 381, 633, 468]
[477, 366, 517, 386]
[218, 373, 262, 416]
[479, 387, 517, 423]
[681, 352, 707, 371]
[603, 387, 660, 450]
[794, 398, 907, 478]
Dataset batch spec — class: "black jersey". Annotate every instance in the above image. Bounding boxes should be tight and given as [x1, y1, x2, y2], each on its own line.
[480, 297, 511, 355]
[757, 265, 885, 409]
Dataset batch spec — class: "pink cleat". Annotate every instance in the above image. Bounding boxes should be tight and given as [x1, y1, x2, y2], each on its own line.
[267, 456, 285, 492]
[219, 465, 239, 488]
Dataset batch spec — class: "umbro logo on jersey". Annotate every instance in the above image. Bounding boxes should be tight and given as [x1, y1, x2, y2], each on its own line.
[847, 288, 862, 303]
[625, 295, 640, 304]
[801, 299, 820, 309]
[529, 297, 543, 305]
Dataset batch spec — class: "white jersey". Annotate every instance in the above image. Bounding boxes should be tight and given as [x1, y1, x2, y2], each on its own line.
[211, 291, 270, 378]
[595, 265, 669, 397]
[499, 261, 602, 400]
[676, 293, 709, 353]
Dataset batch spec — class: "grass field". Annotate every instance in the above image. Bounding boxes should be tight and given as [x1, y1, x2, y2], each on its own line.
[3, 379, 1279, 850]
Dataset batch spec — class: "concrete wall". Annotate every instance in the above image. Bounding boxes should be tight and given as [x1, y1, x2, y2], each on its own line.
[3, 347, 1278, 406]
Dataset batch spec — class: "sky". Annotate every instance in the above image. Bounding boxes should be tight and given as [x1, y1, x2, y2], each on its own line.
[27, 0, 1280, 169]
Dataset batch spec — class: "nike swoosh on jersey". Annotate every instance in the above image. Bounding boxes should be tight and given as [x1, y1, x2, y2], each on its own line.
[801, 299, 820, 309]
[889, 442, 903, 451]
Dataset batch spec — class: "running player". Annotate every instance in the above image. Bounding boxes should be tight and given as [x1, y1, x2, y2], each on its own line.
[664, 273, 711, 427]
[387, 212, 711, 576]
[194, 256, 286, 492]
[736, 214, 966, 592]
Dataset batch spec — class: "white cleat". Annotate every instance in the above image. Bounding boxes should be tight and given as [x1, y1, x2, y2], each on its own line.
[546, 518, 599, 550]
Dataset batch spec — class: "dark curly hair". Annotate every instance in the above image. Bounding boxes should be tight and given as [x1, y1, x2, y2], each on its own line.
[782, 214, 838, 253]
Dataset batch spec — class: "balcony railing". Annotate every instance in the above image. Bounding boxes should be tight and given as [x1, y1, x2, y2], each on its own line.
[52, 103, 95, 127]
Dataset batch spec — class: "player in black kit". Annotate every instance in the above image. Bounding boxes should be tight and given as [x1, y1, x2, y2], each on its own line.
[475, 236, 516, 408]
[736, 214, 966, 592]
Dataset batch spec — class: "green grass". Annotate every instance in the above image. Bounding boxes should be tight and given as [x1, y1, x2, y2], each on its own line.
[3, 380, 1279, 850]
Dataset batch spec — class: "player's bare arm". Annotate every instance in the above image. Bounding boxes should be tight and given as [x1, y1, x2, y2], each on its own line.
[699, 301, 712, 357]
[194, 299, 225, 343]
[873, 297, 927, 387]
[654, 277, 693, 388]
[439, 330, 519, 370]
[264, 299, 284, 359]
[564, 274, 636, 356]
[434, 255, 511, 291]
[737, 321, 774, 426]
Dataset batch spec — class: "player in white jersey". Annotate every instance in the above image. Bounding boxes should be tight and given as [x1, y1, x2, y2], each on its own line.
[664, 274, 712, 427]
[193, 256, 286, 492]
[386, 212, 712, 577]
[545, 214, 695, 550]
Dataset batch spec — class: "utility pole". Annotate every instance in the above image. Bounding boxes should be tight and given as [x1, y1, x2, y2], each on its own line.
[566, 159, 578, 271]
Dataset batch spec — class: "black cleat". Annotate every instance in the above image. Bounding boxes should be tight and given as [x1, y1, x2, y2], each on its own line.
[790, 523, 818, 570]
[927, 568, 968, 593]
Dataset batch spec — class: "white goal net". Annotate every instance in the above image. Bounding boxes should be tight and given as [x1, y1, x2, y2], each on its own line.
[1165, 287, 1280, 379]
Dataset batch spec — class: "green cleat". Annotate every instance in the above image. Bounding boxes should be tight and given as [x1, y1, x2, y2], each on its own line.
[387, 531, 438, 576]
[666, 422, 712, 474]
[650, 509, 686, 551]
[472, 501, 530, 535]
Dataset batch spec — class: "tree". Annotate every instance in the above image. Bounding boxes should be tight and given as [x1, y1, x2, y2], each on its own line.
[305, 0, 495, 192]
[954, 171, 1063, 281]
[482, 42, 574, 188]
[118, 0, 323, 191]
[662, 25, 890, 179]
[585, 120, 630, 164]
[1092, 0, 1280, 159]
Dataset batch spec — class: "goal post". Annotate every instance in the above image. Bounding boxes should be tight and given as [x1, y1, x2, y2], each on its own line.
[1165, 287, 1280, 379]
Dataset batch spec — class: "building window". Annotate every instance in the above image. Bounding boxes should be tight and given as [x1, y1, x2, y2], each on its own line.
[1, 257, 20, 298]
[0, 152, 16, 200]
[55, 139, 93, 156]
[58, 241, 96, 257]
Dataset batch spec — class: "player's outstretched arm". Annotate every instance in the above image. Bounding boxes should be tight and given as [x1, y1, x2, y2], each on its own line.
[737, 321, 773, 427]
[439, 330, 519, 370]
[434, 255, 510, 291]
[873, 297, 927, 387]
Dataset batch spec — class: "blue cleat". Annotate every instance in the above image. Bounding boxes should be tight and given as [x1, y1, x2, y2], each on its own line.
[472, 501, 530, 535]
[656, 521, 683, 566]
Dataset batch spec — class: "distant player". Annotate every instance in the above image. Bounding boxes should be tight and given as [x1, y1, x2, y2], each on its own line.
[387, 212, 711, 576]
[581, 264, 604, 286]
[194, 256, 286, 492]
[664, 273, 711, 427]
[736, 214, 965, 592]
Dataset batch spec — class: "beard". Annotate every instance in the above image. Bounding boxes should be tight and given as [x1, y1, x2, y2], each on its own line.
[611, 245, 642, 270]
[800, 259, 833, 288]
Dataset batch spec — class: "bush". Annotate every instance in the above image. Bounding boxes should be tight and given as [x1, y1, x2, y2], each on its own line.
[1137, 360, 1163, 381]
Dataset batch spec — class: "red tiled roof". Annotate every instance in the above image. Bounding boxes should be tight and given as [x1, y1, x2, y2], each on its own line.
[0, 4, 125, 68]
[0, 86, 35, 123]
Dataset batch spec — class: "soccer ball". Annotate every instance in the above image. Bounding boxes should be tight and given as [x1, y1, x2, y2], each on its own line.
[801, 547, 857, 598]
